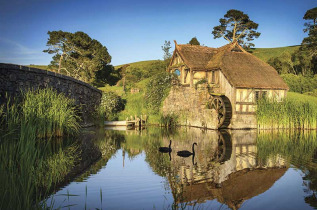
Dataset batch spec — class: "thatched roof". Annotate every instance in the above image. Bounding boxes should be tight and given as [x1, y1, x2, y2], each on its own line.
[175, 167, 287, 209]
[171, 41, 289, 90]
[173, 41, 217, 71]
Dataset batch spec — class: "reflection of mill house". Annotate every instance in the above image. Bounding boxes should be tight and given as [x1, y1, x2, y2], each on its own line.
[164, 41, 289, 129]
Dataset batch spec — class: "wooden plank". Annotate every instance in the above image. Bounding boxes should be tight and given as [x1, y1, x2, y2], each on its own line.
[235, 111, 256, 115]
[104, 121, 132, 126]
[236, 102, 256, 105]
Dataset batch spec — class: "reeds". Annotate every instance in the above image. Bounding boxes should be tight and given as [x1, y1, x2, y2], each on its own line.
[21, 88, 80, 137]
[0, 88, 81, 209]
[256, 92, 317, 129]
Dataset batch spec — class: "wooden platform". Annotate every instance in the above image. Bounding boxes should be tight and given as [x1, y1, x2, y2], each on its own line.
[104, 121, 133, 126]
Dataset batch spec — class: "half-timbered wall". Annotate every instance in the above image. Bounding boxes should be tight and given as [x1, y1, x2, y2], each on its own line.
[170, 52, 191, 85]
[235, 89, 287, 113]
[218, 71, 235, 104]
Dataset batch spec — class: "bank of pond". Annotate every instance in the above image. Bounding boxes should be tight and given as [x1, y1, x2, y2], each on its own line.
[1, 88, 317, 209]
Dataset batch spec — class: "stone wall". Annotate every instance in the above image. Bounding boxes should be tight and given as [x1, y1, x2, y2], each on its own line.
[162, 85, 218, 129]
[163, 85, 258, 129]
[0, 63, 102, 126]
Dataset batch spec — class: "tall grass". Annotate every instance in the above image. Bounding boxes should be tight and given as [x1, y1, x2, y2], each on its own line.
[0, 88, 81, 209]
[21, 88, 80, 137]
[257, 92, 317, 129]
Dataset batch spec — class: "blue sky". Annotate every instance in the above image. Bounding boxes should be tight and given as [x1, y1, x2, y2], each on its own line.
[0, 0, 315, 66]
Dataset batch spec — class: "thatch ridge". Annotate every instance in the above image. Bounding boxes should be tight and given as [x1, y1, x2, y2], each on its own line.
[174, 43, 218, 70]
[207, 42, 289, 89]
[172, 41, 289, 90]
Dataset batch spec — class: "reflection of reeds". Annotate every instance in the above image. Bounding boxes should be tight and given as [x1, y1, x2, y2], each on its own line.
[257, 93, 317, 129]
[256, 130, 317, 166]
[0, 88, 81, 209]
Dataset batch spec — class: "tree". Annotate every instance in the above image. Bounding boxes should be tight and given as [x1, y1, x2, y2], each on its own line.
[302, 7, 317, 57]
[161, 40, 172, 61]
[303, 7, 317, 32]
[93, 65, 120, 87]
[212, 9, 261, 48]
[189, 37, 200, 45]
[44, 30, 112, 83]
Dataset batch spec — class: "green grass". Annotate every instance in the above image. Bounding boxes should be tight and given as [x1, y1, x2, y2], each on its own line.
[21, 88, 80, 137]
[248, 45, 300, 62]
[98, 84, 125, 96]
[115, 60, 162, 69]
[287, 92, 317, 103]
[0, 89, 82, 209]
[28, 65, 50, 70]
[257, 92, 317, 129]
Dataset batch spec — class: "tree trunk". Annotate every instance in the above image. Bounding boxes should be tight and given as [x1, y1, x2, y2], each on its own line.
[58, 53, 64, 74]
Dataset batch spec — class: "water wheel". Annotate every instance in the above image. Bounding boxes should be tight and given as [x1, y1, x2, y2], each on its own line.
[214, 130, 232, 163]
[209, 95, 232, 129]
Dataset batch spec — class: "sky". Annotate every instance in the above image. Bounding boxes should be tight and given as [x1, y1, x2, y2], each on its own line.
[0, 0, 316, 66]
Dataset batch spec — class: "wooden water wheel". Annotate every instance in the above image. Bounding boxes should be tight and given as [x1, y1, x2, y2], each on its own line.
[209, 95, 232, 129]
[214, 130, 232, 163]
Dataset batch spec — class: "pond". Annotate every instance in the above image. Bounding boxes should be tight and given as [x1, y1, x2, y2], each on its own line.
[47, 127, 317, 209]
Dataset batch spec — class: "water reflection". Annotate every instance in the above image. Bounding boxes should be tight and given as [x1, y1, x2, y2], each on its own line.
[146, 129, 288, 209]
[48, 128, 317, 209]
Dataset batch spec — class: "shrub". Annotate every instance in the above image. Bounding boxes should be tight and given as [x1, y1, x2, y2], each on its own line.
[160, 113, 179, 127]
[144, 72, 177, 113]
[100, 91, 125, 120]
[281, 74, 317, 93]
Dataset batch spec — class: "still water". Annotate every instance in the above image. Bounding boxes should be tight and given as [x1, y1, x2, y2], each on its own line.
[47, 128, 317, 209]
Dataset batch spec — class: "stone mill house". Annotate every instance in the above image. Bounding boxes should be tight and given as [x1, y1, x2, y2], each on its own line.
[162, 41, 289, 129]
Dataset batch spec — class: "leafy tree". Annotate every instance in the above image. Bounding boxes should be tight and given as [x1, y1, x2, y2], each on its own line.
[189, 37, 200, 45]
[212, 9, 261, 48]
[161, 40, 172, 61]
[302, 7, 317, 57]
[303, 7, 317, 33]
[268, 53, 296, 74]
[93, 65, 120, 87]
[44, 30, 112, 84]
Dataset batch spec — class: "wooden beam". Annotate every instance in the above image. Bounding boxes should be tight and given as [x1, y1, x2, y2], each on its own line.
[190, 69, 194, 88]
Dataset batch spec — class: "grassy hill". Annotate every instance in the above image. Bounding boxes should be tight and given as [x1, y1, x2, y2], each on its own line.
[115, 46, 300, 69]
[28, 65, 50, 70]
[248, 45, 300, 62]
[115, 60, 161, 69]
[27, 46, 299, 71]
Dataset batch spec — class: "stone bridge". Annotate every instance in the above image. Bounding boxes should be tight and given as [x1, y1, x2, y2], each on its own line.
[0, 63, 102, 126]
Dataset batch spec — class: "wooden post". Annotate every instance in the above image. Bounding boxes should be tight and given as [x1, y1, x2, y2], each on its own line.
[140, 115, 143, 127]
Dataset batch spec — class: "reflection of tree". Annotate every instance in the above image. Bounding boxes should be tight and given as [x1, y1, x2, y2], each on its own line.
[257, 131, 317, 209]
[74, 129, 125, 182]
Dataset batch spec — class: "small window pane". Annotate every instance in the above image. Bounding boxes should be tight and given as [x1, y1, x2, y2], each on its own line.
[174, 69, 181, 76]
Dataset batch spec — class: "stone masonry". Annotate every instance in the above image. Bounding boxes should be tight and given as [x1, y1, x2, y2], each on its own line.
[162, 85, 218, 129]
[0, 63, 102, 126]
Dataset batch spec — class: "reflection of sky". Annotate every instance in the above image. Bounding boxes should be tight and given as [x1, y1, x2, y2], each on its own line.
[0, 0, 316, 66]
[47, 149, 312, 209]
[47, 150, 177, 210]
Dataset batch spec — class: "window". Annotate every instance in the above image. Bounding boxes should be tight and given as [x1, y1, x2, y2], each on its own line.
[173, 69, 181, 76]
[255, 91, 267, 102]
